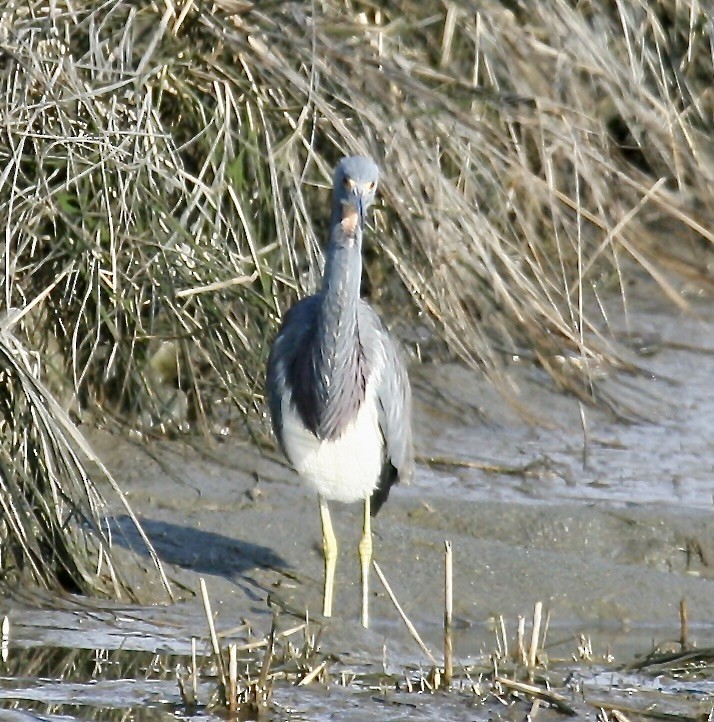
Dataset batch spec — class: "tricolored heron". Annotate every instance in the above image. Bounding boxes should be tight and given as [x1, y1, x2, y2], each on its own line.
[267, 156, 413, 628]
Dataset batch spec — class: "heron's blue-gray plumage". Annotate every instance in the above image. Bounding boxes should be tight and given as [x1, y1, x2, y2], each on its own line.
[267, 156, 413, 514]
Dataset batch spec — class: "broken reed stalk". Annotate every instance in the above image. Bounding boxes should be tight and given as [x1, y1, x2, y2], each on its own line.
[191, 637, 198, 701]
[2, 616, 9, 665]
[579, 402, 589, 470]
[680, 598, 688, 650]
[528, 602, 543, 669]
[373, 560, 437, 665]
[542, 607, 551, 651]
[498, 615, 508, 658]
[257, 613, 277, 698]
[495, 676, 576, 716]
[298, 659, 328, 686]
[516, 615, 526, 665]
[444, 540, 453, 685]
[199, 578, 227, 693]
[228, 644, 238, 712]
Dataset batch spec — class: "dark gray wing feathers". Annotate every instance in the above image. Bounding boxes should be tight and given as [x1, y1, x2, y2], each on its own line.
[266, 295, 321, 454]
[358, 301, 414, 487]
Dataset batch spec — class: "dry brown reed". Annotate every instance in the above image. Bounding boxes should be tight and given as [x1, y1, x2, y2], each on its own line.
[2, 0, 712, 427]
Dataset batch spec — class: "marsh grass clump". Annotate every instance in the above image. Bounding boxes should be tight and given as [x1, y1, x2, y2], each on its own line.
[0, 0, 711, 594]
[190, 582, 327, 715]
[188, 596, 593, 717]
[2, 0, 712, 429]
[0, 324, 123, 596]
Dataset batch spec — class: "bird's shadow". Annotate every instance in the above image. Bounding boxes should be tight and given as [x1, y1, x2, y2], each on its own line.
[110, 515, 288, 580]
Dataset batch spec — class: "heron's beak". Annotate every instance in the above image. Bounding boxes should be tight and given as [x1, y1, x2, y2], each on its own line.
[356, 194, 366, 230]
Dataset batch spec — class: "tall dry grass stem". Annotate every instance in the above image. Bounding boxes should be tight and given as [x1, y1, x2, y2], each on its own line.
[373, 560, 437, 666]
[443, 540, 454, 685]
[528, 601, 543, 669]
[199, 577, 227, 694]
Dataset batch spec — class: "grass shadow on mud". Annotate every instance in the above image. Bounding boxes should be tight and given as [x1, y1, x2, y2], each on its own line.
[110, 515, 288, 582]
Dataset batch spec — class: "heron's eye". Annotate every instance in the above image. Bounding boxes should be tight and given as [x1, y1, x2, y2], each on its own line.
[366, 181, 376, 191]
[343, 176, 352, 189]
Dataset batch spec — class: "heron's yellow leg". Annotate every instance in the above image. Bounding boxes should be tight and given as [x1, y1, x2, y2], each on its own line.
[358, 497, 372, 628]
[318, 496, 337, 618]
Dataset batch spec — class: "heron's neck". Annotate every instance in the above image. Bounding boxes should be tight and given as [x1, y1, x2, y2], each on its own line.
[319, 222, 362, 349]
[302, 219, 367, 440]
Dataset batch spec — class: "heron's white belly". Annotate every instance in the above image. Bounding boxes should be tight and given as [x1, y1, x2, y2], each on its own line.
[281, 397, 383, 503]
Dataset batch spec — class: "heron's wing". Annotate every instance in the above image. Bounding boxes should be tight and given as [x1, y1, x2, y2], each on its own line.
[359, 302, 414, 484]
[266, 295, 320, 452]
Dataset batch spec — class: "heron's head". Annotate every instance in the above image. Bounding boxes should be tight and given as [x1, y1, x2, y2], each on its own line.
[332, 156, 379, 233]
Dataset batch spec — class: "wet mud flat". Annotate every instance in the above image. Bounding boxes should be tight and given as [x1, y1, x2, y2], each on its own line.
[1, 285, 714, 719]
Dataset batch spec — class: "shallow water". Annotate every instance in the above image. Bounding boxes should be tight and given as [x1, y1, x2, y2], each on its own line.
[2, 283, 714, 719]
[1, 632, 713, 720]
